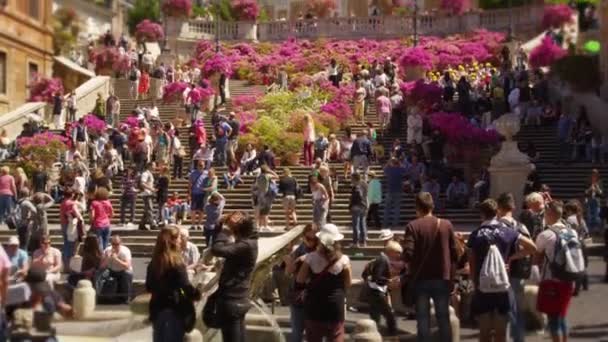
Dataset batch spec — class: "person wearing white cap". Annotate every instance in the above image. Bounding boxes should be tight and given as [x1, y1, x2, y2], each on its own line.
[295, 224, 351, 342]
[5, 236, 28, 281]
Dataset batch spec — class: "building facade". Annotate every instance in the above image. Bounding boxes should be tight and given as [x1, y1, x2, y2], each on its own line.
[0, 0, 54, 115]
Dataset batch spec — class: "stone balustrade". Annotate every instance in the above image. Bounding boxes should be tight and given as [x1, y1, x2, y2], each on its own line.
[0, 76, 111, 141]
[182, 5, 544, 42]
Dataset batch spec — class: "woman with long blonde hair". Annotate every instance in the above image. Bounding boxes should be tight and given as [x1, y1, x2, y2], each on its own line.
[303, 114, 316, 166]
[14, 167, 29, 198]
[146, 226, 200, 342]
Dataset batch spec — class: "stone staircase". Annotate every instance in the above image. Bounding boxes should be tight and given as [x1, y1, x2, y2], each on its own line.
[5, 78, 598, 259]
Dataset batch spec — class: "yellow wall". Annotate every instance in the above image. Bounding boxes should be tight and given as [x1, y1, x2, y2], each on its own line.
[0, 0, 54, 115]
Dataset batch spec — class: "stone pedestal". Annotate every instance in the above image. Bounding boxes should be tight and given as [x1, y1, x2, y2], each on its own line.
[488, 113, 532, 214]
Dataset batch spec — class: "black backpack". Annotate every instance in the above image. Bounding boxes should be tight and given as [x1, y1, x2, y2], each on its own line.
[350, 185, 364, 208]
[129, 69, 138, 81]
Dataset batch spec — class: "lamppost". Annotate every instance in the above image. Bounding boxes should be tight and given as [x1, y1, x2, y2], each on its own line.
[413, 0, 419, 46]
[215, 0, 221, 53]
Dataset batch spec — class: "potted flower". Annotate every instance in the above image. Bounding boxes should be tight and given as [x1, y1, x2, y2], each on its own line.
[135, 19, 164, 43]
[162, 0, 192, 18]
[528, 36, 567, 69]
[202, 54, 234, 79]
[83, 114, 107, 137]
[28, 76, 64, 103]
[399, 47, 434, 80]
[307, 0, 337, 19]
[542, 4, 574, 30]
[90, 46, 124, 76]
[17, 132, 69, 176]
[280, 133, 304, 166]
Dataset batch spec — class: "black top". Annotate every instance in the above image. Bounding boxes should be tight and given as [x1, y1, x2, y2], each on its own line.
[278, 176, 298, 197]
[305, 264, 346, 322]
[228, 119, 240, 139]
[212, 232, 258, 300]
[257, 150, 276, 170]
[145, 263, 196, 321]
[156, 176, 170, 203]
[363, 253, 391, 288]
[351, 137, 371, 158]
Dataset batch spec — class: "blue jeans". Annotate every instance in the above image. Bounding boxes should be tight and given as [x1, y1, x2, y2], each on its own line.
[351, 206, 367, 244]
[509, 278, 525, 342]
[383, 192, 402, 228]
[0, 195, 13, 224]
[223, 173, 242, 188]
[61, 223, 76, 268]
[414, 279, 452, 342]
[94, 227, 111, 251]
[586, 197, 601, 232]
[290, 305, 305, 342]
[215, 138, 227, 166]
[153, 308, 185, 342]
[548, 315, 568, 337]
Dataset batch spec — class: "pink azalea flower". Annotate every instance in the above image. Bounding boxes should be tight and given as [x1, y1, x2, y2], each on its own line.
[528, 36, 567, 69]
[231, 0, 260, 21]
[162, 0, 192, 17]
[162, 81, 190, 103]
[27, 76, 64, 103]
[135, 19, 164, 43]
[542, 4, 574, 30]
[399, 47, 434, 71]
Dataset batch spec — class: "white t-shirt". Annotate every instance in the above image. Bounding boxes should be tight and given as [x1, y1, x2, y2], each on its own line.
[535, 222, 578, 280]
[140, 170, 154, 196]
[172, 136, 182, 155]
[103, 245, 132, 273]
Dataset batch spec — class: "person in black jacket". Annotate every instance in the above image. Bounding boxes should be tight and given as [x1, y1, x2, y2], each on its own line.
[212, 212, 259, 342]
[362, 240, 402, 336]
[146, 226, 201, 342]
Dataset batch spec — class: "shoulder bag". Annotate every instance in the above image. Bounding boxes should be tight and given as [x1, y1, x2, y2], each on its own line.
[401, 218, 441, 306]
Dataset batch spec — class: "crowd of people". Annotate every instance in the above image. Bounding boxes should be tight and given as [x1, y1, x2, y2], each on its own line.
[0, 18, 605, 342]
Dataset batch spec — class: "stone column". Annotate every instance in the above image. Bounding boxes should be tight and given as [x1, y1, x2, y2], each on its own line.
[488, 113, 533, 215]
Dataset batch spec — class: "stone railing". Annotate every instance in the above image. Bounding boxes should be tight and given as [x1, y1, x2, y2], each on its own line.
[0, 76, 111, 141]
[182, 5, 544, 42]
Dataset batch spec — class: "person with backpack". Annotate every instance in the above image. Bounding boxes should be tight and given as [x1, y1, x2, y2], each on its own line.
[535, 200, 585, 342]
[496, 193, 534, 342]
[361, 240, 402, 337]
[214, 117, 232, 167]
[128, 65, 141, 100]
[564, 200, 590, 295]
[468, 199, 536, 342]
[349, 173, 368, 248]
[71, 118, 89, 160]
[188, 161, 207, 231]
[203, 192, 225, 246]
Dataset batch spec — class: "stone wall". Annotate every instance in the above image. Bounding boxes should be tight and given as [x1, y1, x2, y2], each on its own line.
[0, 0, 54, 115]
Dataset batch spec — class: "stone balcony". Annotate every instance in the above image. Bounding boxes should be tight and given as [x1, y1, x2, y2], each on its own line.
[177, 5, 544, 43]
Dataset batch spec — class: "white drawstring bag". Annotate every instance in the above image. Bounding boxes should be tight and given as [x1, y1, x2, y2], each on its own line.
[479, 245, 510, 293]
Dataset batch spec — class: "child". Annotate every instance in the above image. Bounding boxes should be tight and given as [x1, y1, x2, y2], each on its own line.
[203, 191, 225, 246]
[371, 140, 385, 163]
[165, 192, 189, 225]
[327, 134, 341, 162]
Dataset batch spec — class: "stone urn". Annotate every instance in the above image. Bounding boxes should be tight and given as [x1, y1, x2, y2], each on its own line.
[488, 113, 532, 214]
[72, 280, 96, 320]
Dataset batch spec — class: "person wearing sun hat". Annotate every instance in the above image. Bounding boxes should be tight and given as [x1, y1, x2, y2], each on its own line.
[6, 236, 28, 281]
[296, 223, 351, 342]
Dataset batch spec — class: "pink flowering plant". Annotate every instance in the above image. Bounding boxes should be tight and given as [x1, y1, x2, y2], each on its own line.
[90, 47, 126, 75]
[232, 93, 262, 111]
[528, 36, 567, 69]
[135, 20, 164, 43]
[17, 132, 69, 172]
[120, 116, 140, 130]
[27, 76, 64, 103]
[162, 0, 192, 17]
[542, 4, 574, 30]
[162, 82, 190, 103]
[429, 112, 499, 145]
[202, 54, 234, 77]
[399, 47, 434, 71]
[401, 80, 442, 112]
[231, 0, 260, 21]
[83, 114, 107, 136]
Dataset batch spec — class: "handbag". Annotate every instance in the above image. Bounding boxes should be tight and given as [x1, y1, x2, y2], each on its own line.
[292, 257, 340, 306]
[173, 287, 198, 332]
[68, 244, 83, 273]
[401, 218, 441, 306]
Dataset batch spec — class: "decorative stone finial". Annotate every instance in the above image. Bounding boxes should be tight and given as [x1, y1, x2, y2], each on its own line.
[490, 113, 532, 167]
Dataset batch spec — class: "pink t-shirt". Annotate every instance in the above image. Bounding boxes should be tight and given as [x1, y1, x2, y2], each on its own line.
[0, 175, 15, 196]
[376, 96, 391, 114]
[0, 246, 11, 272]
[91, 200, 113, 228]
